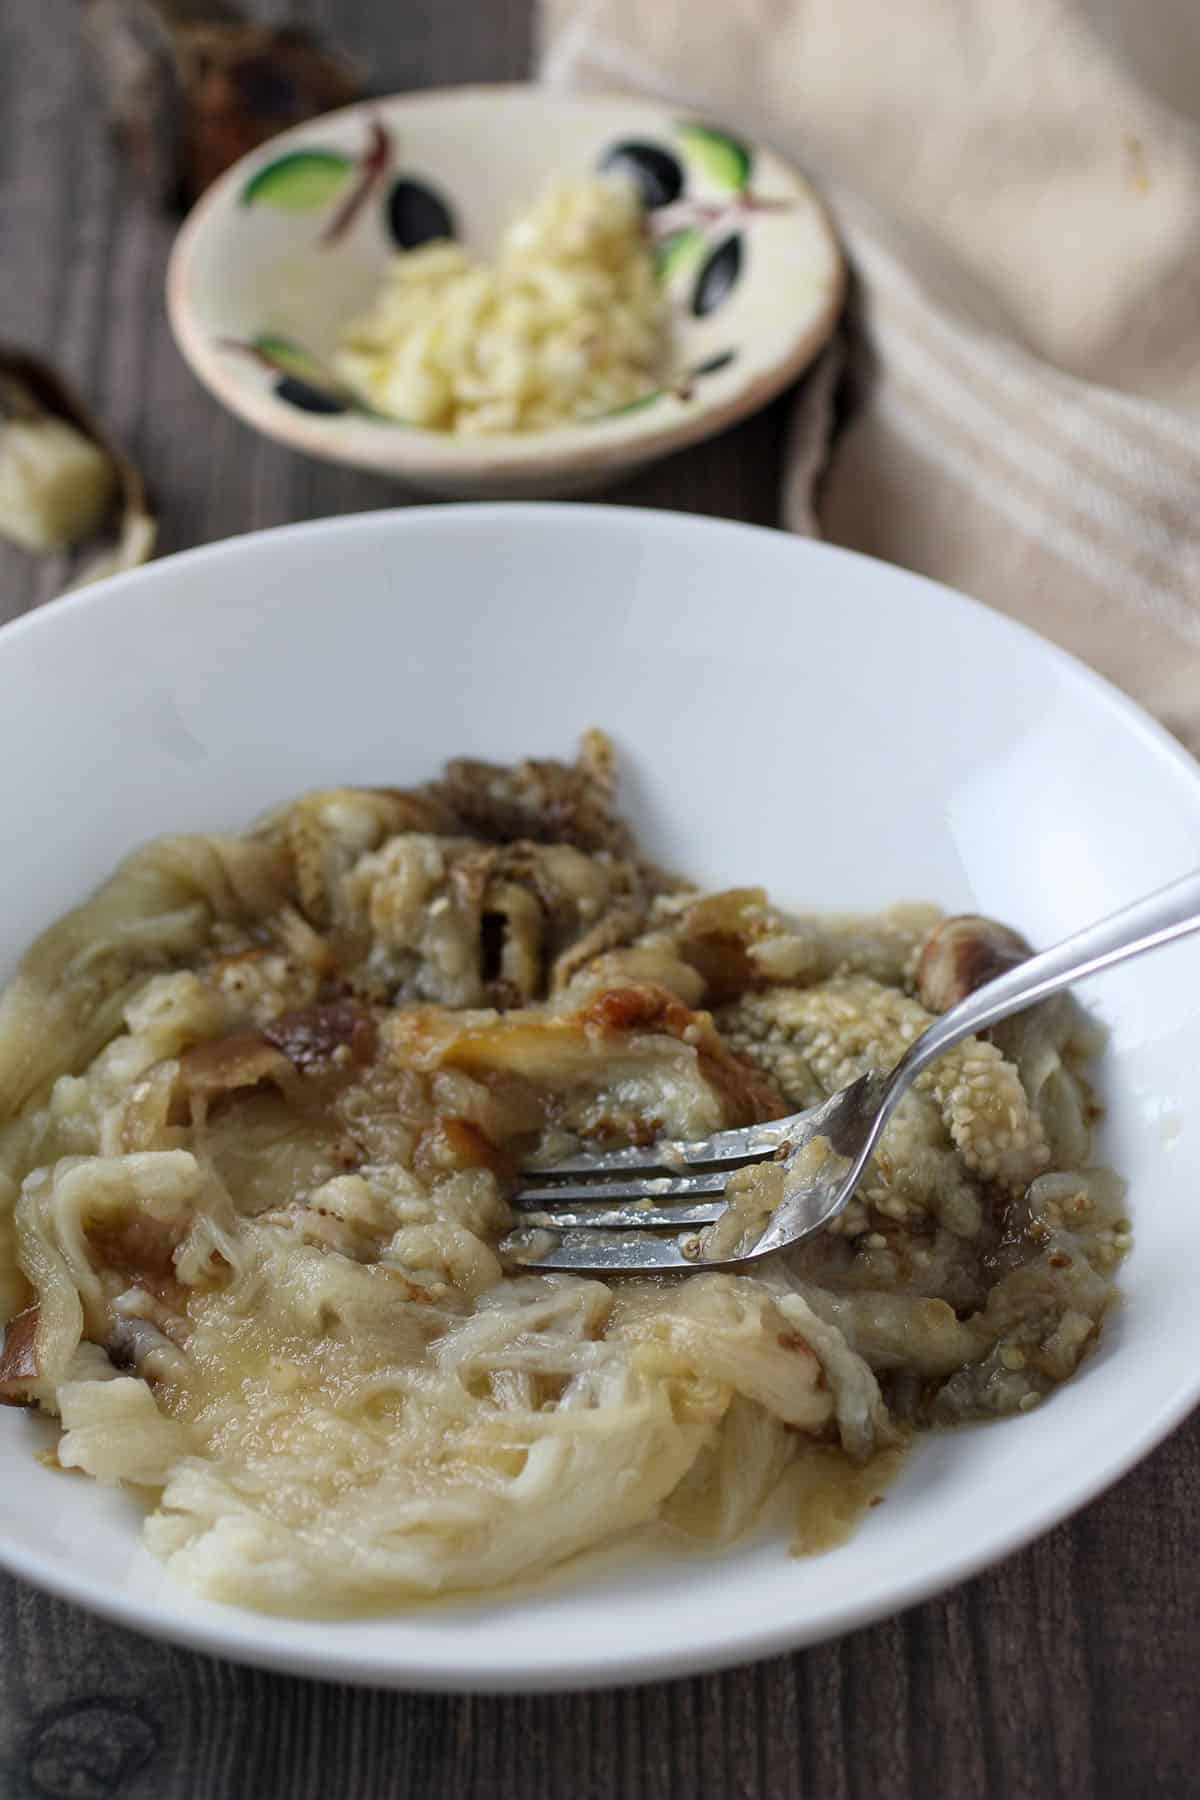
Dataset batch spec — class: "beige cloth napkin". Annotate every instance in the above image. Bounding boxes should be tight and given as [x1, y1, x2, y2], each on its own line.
[540, 0, 1200, 752]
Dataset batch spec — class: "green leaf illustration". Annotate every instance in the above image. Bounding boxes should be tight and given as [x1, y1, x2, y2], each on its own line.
[224, 334, 410, 421]
[676, 123, 753, 193]
[654, 226, 705, 282]
[250, 335, 329, 384]
[598, 390, 663, 419]
[241, 150, 355, 211]
[244, 337, 344, 412]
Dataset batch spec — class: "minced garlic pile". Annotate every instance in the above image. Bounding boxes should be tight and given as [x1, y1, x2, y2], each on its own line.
[334, 177, 667, 434]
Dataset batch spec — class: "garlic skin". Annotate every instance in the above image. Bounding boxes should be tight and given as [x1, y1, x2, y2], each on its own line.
[0, 414, 118, 553]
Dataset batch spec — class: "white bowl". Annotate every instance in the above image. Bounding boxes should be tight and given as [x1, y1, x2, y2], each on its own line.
[1, 504, 1198, 1692]
[166, 85, 843, 499]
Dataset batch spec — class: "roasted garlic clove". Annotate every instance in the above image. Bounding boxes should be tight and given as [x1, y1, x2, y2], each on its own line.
[0, 350, 155, 585]
[916, 914, 1031, 1013]
[0, 377, 116, 553]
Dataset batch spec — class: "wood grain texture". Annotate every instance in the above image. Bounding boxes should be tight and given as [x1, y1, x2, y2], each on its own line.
[1, 4, 1198, 1797]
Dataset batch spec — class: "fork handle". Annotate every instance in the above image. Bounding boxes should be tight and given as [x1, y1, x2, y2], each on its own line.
[895, 868, 1200, 1090]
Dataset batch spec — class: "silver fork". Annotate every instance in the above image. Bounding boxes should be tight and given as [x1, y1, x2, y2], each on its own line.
[506, 869, 1200, 1273]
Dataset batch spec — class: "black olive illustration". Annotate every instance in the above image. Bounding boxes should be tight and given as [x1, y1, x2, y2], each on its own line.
[274, 376, 347, 415]
[598, 141, 685, 210]
[691, 234, 743, 317]
[690, 349, 737, 376]
[387, 178, 456, 249]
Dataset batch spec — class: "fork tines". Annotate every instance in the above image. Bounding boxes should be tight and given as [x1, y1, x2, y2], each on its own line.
[512, 1119, 796, 1233]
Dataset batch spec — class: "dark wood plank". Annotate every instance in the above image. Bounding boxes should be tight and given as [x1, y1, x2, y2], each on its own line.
[1, 4, 1198, 1798]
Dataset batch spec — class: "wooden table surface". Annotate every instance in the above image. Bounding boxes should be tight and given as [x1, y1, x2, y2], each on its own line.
[2, 4, 1198, 1796]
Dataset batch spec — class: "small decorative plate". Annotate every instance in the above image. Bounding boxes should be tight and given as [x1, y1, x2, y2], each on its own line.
[167, 85, 844, 498]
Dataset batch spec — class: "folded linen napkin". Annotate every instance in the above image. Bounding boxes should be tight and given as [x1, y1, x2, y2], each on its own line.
[540, 0, 1200, 751]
